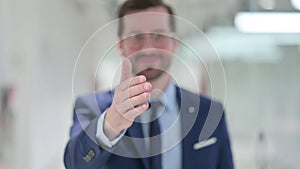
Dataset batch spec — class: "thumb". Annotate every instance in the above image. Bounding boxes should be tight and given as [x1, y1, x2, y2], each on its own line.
[120, 58, 132, 82]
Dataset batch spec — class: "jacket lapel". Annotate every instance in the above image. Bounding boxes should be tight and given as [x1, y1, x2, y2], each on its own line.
[175, 87, 201, 169]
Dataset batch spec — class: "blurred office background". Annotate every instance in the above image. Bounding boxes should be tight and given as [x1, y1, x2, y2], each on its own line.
[0, 0, 299, 168]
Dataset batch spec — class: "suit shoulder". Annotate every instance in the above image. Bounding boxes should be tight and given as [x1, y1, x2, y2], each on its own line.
[75, 90, 111, 103]
[179, 88, 224, 117]
[199, 94, 223, 108]
[74, 90, 112, 110]
[179, 87, 223, 108]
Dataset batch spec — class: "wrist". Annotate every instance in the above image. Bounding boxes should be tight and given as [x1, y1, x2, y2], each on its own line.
[104, 108, 123, 140]
[103, 121, 119, 141]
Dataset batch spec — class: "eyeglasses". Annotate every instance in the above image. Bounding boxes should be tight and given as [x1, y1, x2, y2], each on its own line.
[122, 32, 174, 49]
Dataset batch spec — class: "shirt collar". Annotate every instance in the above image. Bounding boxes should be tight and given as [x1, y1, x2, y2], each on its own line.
[149, 80, 176, 113]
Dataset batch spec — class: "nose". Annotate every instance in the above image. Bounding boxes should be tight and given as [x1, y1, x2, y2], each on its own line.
[140, 35, 157, 55]
[141, 34, 155, 49]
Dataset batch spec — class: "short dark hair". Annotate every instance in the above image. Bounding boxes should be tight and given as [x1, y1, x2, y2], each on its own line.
[117, 0, 176, 37]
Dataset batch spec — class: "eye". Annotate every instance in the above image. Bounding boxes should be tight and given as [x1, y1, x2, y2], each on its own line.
[151, 33, 160, 41]
[132, 34, 144, 41]
[152, 33, 169, 42]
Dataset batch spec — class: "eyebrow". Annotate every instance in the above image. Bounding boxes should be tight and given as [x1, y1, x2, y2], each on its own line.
[126, 29, 169, 35]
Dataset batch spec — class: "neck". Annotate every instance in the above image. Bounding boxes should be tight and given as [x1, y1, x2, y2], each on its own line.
[148, 72, 171, 98]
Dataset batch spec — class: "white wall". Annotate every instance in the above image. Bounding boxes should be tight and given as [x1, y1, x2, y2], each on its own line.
[0, 0, 97, 168]
[210, 45, 300, 169]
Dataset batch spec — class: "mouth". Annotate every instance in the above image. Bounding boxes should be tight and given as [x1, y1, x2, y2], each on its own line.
[131, 53, 167, 80]
[136, 68, 163, 80]
[135, 54, 162, 65]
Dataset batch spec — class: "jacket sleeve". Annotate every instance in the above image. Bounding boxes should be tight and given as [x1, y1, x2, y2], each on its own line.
[64, 95, 112, 169]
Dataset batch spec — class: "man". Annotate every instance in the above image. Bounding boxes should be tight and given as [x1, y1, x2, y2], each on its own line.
[64, 0, 234, 168]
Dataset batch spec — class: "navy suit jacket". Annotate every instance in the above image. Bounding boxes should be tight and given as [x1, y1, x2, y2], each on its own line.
[64, 87, 234, 169]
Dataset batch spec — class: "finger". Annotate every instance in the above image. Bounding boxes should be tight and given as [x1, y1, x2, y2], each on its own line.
[119, 75, 146, 91]
[120, 58, 132, 82]
[121, 92, 150, 112]
[128, 82, 152, 97]
[119, 82, 152, 102]
[125, 102, 149, 121]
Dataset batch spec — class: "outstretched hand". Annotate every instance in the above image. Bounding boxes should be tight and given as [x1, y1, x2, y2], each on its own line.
[104, 58, 152, 140]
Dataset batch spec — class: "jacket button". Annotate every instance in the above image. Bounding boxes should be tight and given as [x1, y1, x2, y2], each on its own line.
[83, 149, 95, 163]
[188, 106, 195, 113]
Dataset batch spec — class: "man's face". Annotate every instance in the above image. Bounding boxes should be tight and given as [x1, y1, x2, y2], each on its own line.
[118, 6, 177, 81]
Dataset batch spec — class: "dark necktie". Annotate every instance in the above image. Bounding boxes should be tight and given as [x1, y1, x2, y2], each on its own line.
[149, 101, 162, 169]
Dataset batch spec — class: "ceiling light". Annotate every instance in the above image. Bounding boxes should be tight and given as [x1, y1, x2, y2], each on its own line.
[291, 0, 300, 10]
[235, 12, 300, 33]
